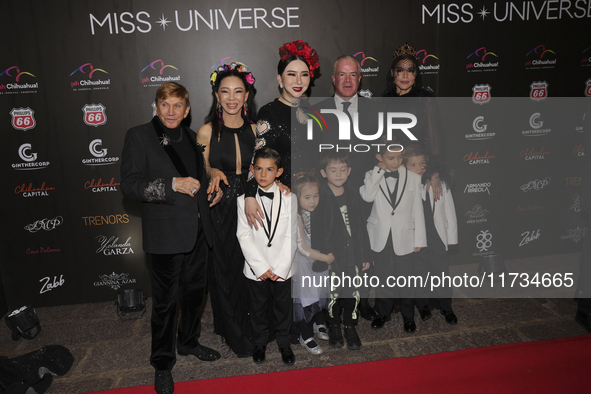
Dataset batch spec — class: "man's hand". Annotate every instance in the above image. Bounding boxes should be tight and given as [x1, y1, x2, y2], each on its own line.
[175, 177, 200, 197]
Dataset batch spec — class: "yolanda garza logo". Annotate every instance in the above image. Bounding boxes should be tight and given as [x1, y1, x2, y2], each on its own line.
[15, 182, 55, 197]
[522, 113, 551, 136]
[465, 205, 488, 224]
[473, 230, 493, 257]
[520, 147, 550, 160]
[12, 143, 50, 170]
[465, 116, 496, 140]
[520, 177, 550, 192]
[561, 226, 588, 243]
[84, 177, 120, 193]
[525, 45, 557, 69]
[529, 81, 548, 101]
[94, 272, 137, 290]
[39, 275, 65, 294]
[82, 104, 107, 126]
[519, 229, 540, 247]
[573, 144, 585, 157]
[82, 139, 120, 166]
[26, 246, 61, 255]
[585, 79, 591, 97]
[0, 66, 38, 94]
[416, 49, 440, 75]
[82, 214, 129, 226]
[10, 107, 36, 131]
[463, 150, 495, 165]
[353, 52, 379, 77]
[95, 235, 134, 256]
[24, 216, 63, 233]
[70, 63, 110, 91]
[464, 182, 491, 195]
[141, 59, 181, 87]
[466, 47, 498, 72]
[472, 84, 491, 104]
[570, 194, 581, 213]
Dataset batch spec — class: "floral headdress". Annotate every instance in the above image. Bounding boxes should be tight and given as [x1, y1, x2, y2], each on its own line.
[278, 40, 320, 77]
[210, 62, 255, 88]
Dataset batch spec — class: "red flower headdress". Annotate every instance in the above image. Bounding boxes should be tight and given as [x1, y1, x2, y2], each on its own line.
[278, 40, 320, 77]
[210, 62, 255, 87]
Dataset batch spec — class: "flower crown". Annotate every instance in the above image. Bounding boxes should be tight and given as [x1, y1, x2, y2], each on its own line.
[392, 42, 418, 60]
[210, 62, 255, 87]
[279, 40, 320, 77]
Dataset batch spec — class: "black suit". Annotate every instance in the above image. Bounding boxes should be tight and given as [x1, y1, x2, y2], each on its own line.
[121, 117, 213, 370]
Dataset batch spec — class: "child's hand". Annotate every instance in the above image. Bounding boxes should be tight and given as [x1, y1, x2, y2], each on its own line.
[414, 247, 422, 252]
[270, 273, 282, 281]
[325, 253, 335, 264]
[362, 262, 371, 271]
[376, 162, 387, 170]
[259, 269, 273, 280]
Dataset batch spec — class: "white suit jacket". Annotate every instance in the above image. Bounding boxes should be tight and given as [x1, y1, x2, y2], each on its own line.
[422, 184, 458, 251]
[237, 185, 296, 281]
[359, 165, 427, 256]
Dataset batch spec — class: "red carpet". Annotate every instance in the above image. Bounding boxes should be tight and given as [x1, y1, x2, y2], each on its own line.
[91, 335, 591, 393]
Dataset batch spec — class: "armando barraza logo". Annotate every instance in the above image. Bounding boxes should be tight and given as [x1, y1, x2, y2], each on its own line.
[70, 63, 110, 91]
[12, 143, 50, 170]
[10, 107, 36, 131]
[416, 49, 440, 75]
[561, 227, 588, 243]
[0, 66, 38, 94]
[522, 112, 550, 136]
[525, 45, 557, 69]
[94, 272, 137, 290]
[353, 52, 379, 77]
[464, 182, 491, 195]
[465, 205, 488, 224]
[466, 47, 498, 72]
[465, 116, 495, 140]
[141, 59, 181, 87]
[83, 139, 120, 166]
[472, 84, 491, 104]
[473, 230, 493, 256]
[520, 177, 550, 192]
[529, 81, 548, 101]
[95, 235, 134, 256]
[82, 104, 107, 126]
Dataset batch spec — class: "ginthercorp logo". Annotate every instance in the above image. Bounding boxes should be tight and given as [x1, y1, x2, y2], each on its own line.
[520, 177, 550, 192]
[12, 143, 50, 170]
[83, 139, 120, 166]
[522, 112, 550, 137]
[353, 51, 379, 77]
[472, 84, 491, 104]
[463, 150, 496, 165]
[95, 235, 134, 255]
[466, 47, 498, 72]
[0, 66, 38, 94]
[465, 205, 488, 224]
[82, 104, 107, 126]
[10, 107, 36, 131]
[520, 147, 550, 160]
[141, 59, 181, 87]
[525, 44, 557, 69]
[473, 230, 493, 256]
[416, 49, 440, 74]
[70, 63, 110, 91]
[94, 272, 137, 290]
[465, 116, 495, 140]
[529, 81, 548, 101]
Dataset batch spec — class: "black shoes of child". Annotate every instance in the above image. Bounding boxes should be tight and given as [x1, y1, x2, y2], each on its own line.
[440, 309, 458, 325]
[403, 318, 417, 332]
[177, 342, 221, 361]
[420, 306, 432, 322]
[252, 346, 266, 364]
[371, 315, 391, 329]
[252, 345, 295, 365]
[359, 299, 378, 321]
[343, 325, 362, 350]
[328, 322, 345, 348]
[154, 370, 174, 394]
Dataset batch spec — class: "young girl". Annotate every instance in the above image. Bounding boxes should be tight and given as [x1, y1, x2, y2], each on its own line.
[292, 175, 334, 354]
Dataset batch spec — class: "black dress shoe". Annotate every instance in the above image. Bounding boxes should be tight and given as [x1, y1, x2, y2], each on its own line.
[420, 306, 432, 322]
[328, 322, 344, 348]
[359, 299, 378, 321]
[343, 325, 362, 350]
[154, 370, 174, 394]
[252, 346, 266, 364]
[440, 309, 458, 325]
[279, 346, 295, 365]
[575, 309, 591, 332]
[371, 315, 390, 330]
[403, 318, 416, 333]
[177, 343, 221, 361]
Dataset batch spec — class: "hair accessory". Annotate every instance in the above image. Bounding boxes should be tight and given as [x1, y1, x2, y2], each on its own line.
[392, 42, 418, 60]
[210, 62, 256, 87]
[278, 40, 320, 77]
[294, 168, 317, 179]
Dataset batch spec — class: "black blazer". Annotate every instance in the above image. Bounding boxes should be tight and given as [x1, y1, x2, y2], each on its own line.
[120, 118, 213, 254]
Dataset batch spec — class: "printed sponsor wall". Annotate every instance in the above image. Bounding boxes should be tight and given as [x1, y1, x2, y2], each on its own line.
[1, 0, 590, 309]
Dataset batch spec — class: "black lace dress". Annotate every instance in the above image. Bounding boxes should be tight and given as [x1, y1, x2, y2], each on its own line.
[207, 122, 256, 357]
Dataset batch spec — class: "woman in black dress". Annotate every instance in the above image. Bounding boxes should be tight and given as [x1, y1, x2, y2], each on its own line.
[197, 63, 257, 357]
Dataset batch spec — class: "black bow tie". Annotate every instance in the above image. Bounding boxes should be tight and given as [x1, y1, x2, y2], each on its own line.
[385, 171, 399, 179]
[258, 189, 274, 199]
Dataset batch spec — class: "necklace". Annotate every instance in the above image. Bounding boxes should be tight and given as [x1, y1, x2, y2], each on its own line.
[279, 95, 300, 107]
[160, 129, 183, 146]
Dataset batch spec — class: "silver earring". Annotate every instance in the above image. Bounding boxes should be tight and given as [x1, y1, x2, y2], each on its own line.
[280, 84, 284, 89]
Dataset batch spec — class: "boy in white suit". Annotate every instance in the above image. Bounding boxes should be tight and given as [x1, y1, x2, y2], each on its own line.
[405, 143, 459, 324]
[237, 148, 297, 365]
[359, 138, 427, 333]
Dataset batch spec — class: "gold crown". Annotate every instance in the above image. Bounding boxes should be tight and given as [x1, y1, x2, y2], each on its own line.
[393, 42, 417, 60]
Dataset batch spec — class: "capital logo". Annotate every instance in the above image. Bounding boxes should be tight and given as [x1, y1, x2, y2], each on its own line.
[10, 108, 36, 131]
[472, 84, 491, 104]
[463, 150, 495, 165]
[83, 140, 119, 166]
[573, 144, 585, 157]
[82, 104, 107, 126]
[15, 182, 55, 198]
[586, 79, 591, 97]
[141, 59, 181, 85]
[94, 272, 137, 290]
[84, 177, 120, 193]
[416, 49, 440, 74]
[89, 139, 107, 158]
[0, 66, 36, 82]
[24, 216, 63, 233]
[465, 47, 498, 72]
[529, 81, 548, 101]
[519, 229, 540, 247]
[520, 177, 550, 192]
[476, 230, 492, 252]
[525, 45, 557, 68]
[70, 63, 109, 78]
[520, 147, 550, 160]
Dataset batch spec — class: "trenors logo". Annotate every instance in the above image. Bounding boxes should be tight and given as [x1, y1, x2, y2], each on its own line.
[529, 81, 548, 101]
[472, 84, 491, 104]
[10, 107, 36, 131]
[525, 45, 557, 68]
[466, 47, 498, 72]
[353, 52, 379, 76]
[0, 66, 38, 92]
[416, 49, 439, 74]
[82, 104, 107, 126]
[70, 63, 110, 90]
[141, 59, 180, 85]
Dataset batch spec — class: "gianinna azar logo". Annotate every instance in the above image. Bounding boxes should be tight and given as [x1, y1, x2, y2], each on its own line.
[353, 51, 379, 77]
[70, 63, 110, 91]
[525, 44, 557, 69]
[466, 47, 498, 72]
[416, 48, 439, 74]
[141, 59, 180, 87]
[0, 66, 38, 94]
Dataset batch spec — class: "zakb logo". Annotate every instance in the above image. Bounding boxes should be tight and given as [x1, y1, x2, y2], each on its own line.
[82, 104, 107, 127]
[10, 107, 36, 131]
[472, 84, 491, 105]
[529, 81, 548, 101]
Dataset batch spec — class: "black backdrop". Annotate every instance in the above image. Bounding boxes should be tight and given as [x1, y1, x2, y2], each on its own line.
[1, 0, 590, 310]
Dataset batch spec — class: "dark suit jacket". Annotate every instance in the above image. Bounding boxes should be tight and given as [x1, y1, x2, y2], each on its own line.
[120, 118, 213, 254]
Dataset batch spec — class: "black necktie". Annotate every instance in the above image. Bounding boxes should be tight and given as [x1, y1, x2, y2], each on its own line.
[258, 189, 274, 200]
[342, 101, 353, 125]
[385, 171, 399, 179]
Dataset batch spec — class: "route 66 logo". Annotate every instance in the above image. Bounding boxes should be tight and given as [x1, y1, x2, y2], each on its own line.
[585, 79, 591, 97]
[472, 84, 491, 105]
[10, 107, 36, 131]
[82, 104, 107, 127]
[529, 81, 548, 101]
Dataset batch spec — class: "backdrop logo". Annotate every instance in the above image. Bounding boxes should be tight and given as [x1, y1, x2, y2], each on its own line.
[15, 182, 55, 198]
[519, 229, 540, 247]
[520, 147, 549, 160]
[529, 81, 548, 101]
[141, 59, 181, 86]
[416, 49, 440, 74]
[83, 139, 120, 166]
[84, 177, 120, 193]
[26, 246, 61, 255]
[465, 116, 495, 140]
[0, 66, 38, 94]
[82, 104, 107, 126]
[82, 214, 129, 226]
[70, 63, 110, 91]
[465, 205, 488, 224]
[12, 143, 50, 170]
[573, 144, 585, 157]
[94, 272, 137, 290]
[516, 204, 542, 212]
[522, 112, 550, 136]
[565, 176, 582, 186]
[586, 79, 591, 97]
[525, 45, 557, 69]
[466, 47, 498, 72]
[464, 182, 491, 195]
[24, 216, 63, 233]
[472, 84, 491, 104]
[520, 177, 550, 192]
[95, 235, 134, 255]
[582, 46, 591, 67]
[10, 107, 36, 131]
[463, 150, 495, 165]
[359, 89, 373, 98]
[570, 194, 581, 212]
[473, 230, 493, 256]
[353, 52, 379, 77]
[211, 57, 235, 68]
[561, 227, 587, 243]
[40, 275, 65, 294]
